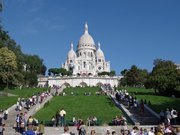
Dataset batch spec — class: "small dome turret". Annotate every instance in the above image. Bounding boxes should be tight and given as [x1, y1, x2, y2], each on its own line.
[68, 43, 76, 58]
[96, 42, 104, 58]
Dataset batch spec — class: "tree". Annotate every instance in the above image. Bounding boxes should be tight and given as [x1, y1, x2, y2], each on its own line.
[110, 70, 116, 76]
[23, 54, 46, 86]
[48, 68, 59, 76]
[120, 65, 148, 87]
[145, 59, 180, 95]
[98, 71, 110, 76]
[0, 4, 46, 88]
[48, 68, 71, 76]
[0, 47, 17, 88]
[121, 69, 128, 76]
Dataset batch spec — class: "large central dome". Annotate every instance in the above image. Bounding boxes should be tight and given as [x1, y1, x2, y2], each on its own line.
[78, 23, 96, 51]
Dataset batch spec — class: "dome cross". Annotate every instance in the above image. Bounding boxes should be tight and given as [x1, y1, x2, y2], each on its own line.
[85, 22, 88, 34]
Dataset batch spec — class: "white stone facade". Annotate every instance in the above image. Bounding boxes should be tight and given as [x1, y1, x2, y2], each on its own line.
[38, 76, 120, 88]
[62, 23, 110, 76]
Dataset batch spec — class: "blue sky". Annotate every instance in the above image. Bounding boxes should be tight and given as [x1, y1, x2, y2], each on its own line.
[1, 0, 180, 74]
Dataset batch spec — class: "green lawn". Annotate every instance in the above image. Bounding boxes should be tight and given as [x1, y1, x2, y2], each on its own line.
[121, 87, 180, 113]
[135, 95, 180, 113]
[118, 87, 154, 95]
[0, 96, 18, 110]
[34, 87, 122, 125]
[3, 87, 48, 98]
[0, 87, 48, 110]
[117, 87, 180, 124]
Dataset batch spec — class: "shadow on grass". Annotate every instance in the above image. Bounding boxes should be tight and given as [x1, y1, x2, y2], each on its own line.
[129, 92, 155, 95]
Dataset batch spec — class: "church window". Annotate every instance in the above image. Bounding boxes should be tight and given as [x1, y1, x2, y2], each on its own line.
[91, 52, 93, 57]
[98, 67, 101, 70]
[83, 62, 86, 68]
[98, 59, 101, 62]
[83, 52, 86, 57]
[70, 60, 73, 63]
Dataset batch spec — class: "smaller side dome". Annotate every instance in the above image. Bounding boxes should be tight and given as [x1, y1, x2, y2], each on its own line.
[68, 43, 76, 58]
[96, 42, 105, 58]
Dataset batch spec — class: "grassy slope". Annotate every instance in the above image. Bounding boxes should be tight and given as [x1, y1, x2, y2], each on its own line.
[34, 87, 122, 124]
[0, 88, 48, 110]
[118, 87, 180, 124]
[136, 95, 180, 113]
[121, 87, 180, 113]
[0, 97, 18, 110]
[4, 88, 48, 98]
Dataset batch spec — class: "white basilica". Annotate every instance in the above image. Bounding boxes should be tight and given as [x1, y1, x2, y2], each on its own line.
[38, 23, 120, 88]
[62, 23, 110, 76]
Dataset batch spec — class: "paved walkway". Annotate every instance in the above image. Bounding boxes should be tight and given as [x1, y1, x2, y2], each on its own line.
[111, 94, 159, 125]
[4, 87, 64, 134]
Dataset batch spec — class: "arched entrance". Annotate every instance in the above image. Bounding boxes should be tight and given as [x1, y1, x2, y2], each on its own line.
[79, 82, 87, 87]
[96, 82, 103, 87]
[61, 82, 71, 88]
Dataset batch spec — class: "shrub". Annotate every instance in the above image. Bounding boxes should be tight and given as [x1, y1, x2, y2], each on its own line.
[144, 99, 147, 104]
[148, 101, 151, 106]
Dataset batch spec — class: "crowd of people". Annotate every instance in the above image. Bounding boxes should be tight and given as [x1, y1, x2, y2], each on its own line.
[58, 124, 180, 135]
[159, 108, 178, 125]
[0, 89, 52, 135]
[112, 115, 127, 126]
[13, 90, 52, 135]
[16, 91, 51, 112]
[15, 114, 44, 135]
[86, 116, 98, 126]
[114, 89, 179, 125]
[115, 90, 140, 112]
[121, 124, 180, 135]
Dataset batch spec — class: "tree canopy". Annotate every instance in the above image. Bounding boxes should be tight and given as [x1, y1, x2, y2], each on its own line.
[120, 59, 180, 96]
[48, 68, 71, 76]
[98, 70, 116, 76]
[120, 65, 148, 87]
[145, 59, 180, 95]
[0, 47, 17, 88]
[0, 10, 46, 88]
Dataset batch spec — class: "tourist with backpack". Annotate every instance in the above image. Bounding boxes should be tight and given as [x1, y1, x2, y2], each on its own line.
[79, 121, 86, 135]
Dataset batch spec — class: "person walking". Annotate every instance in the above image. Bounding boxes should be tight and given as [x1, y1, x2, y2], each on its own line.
[79, 121, 86, 135]
[171, 108, 178, 125]
[59, 108, 66, 127]
[3, 109, 8, 120]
